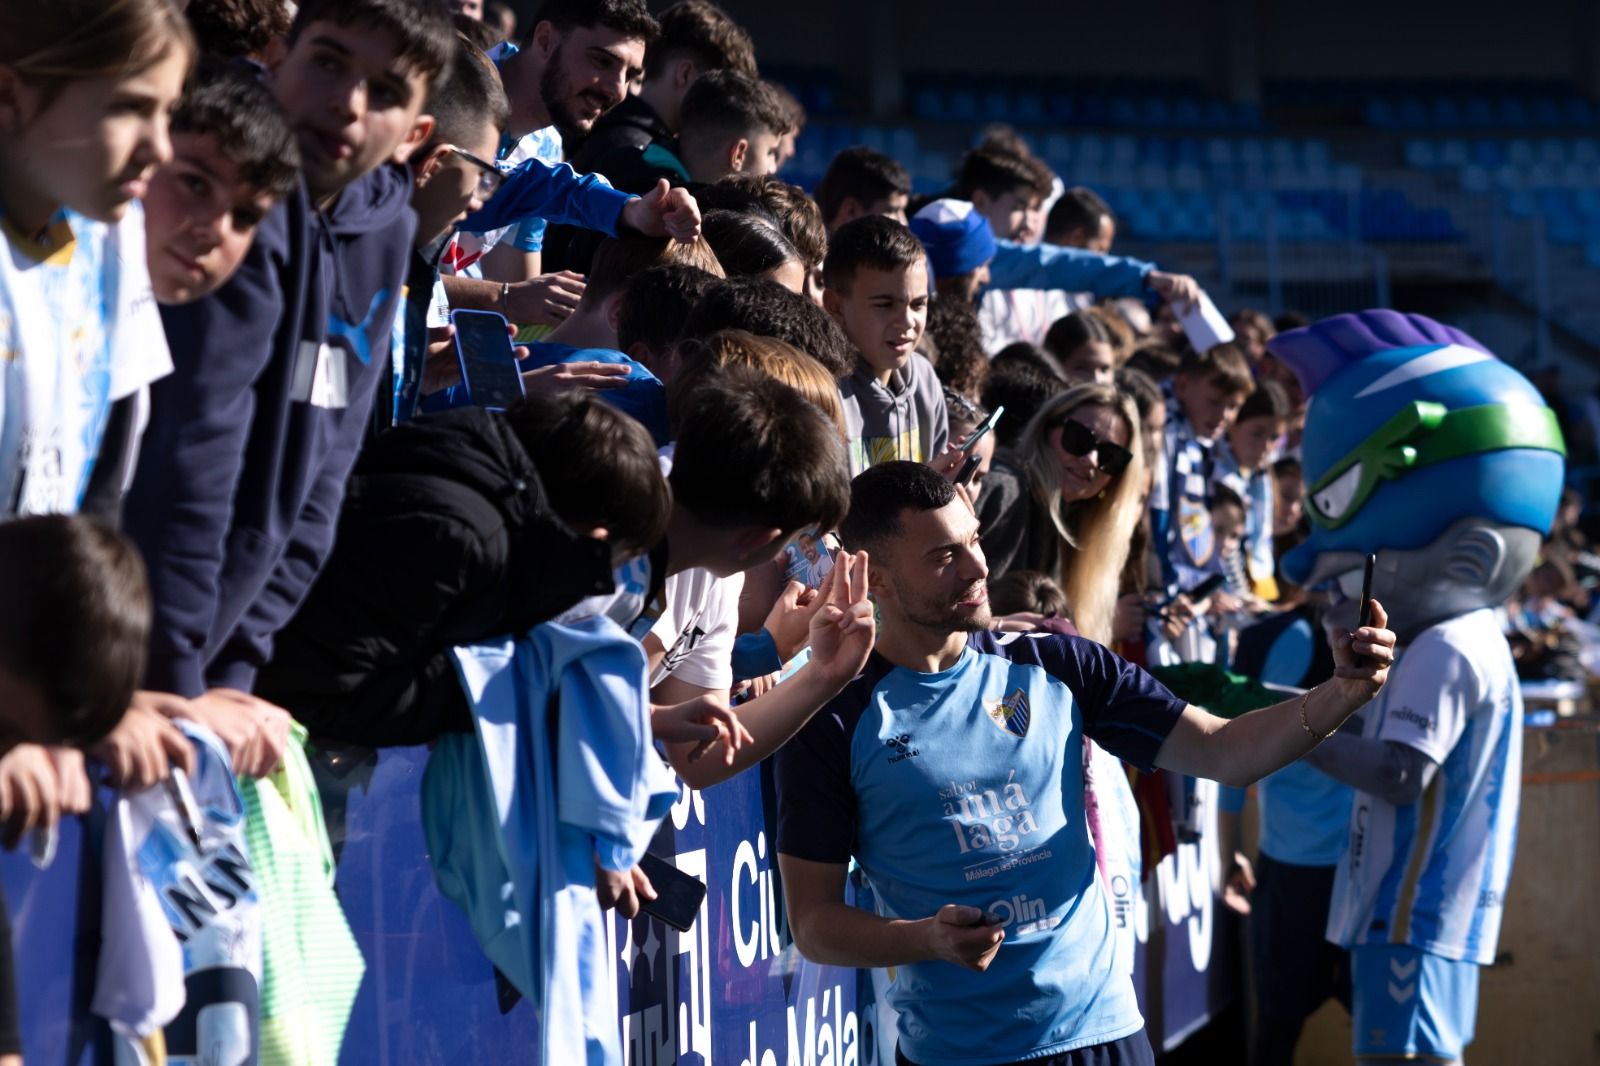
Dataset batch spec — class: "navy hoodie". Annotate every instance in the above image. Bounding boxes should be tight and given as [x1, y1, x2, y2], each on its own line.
[125, 164, 417, 697]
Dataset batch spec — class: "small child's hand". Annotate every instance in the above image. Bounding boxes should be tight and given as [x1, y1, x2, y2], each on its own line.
[0, 745, 64, 849]
[928, 443, 967, 481]
[762, 580, 824, 661]
[651, 696, 754, 767]
[521, 360, 631, 394]
[594, 860, 657, 918]
[91, 699, 196, 790]
[420, 324, 462, 395]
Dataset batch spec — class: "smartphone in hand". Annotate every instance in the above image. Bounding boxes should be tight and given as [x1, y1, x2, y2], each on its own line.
[637, 853, 707, 933]
[1354, 552, 1377, 663]
[451, 308, 525, 410]
[960, 404, 1005, 453]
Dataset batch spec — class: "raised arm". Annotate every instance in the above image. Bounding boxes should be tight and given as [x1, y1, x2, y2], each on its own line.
[654, 552, 876, 790]
[1154, 600, 1397, 787]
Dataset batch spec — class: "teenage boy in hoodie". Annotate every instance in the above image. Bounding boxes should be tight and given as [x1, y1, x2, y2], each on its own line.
[822, 215, 947, 475]
[122, 0, 456, 779]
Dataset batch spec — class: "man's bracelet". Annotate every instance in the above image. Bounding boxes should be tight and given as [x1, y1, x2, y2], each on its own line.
[1300, 686, 1338, 742]
[499, 282, 511, 317]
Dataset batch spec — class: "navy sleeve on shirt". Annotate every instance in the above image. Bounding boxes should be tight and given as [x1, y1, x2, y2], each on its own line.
[974, 632, 1188, 771]
[774, 659, 894, 864]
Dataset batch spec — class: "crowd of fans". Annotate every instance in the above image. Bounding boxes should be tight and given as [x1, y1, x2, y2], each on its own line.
[0, 0, 1588, 1063]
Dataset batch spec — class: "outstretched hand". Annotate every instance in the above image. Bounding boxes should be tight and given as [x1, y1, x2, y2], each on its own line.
[651, 696, 754, 766]
[521, 359, 631, 394]
[621, 180, 703, 242]
[1328, 597, 1396, 703]
[1146, 270, 1201, 311]
[806, 550, 875, 689]
[762, 580, 826, 662]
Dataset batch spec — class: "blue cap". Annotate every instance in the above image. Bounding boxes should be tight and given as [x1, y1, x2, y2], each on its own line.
[908, 199, 997, 279]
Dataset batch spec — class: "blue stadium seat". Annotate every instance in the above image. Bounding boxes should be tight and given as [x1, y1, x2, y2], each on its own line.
[1464, 98, 1495, 126]
[1499, 99, 1529, 126]
[1404, 140, 1435, 168]
[1015, 93, 1046, 124]
[1538, 139, 1568, 165]
[1471, 140, 1503, 167]
[1547, 212, 1587, 246]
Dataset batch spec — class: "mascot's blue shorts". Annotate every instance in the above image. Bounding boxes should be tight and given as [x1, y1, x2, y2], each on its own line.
[1352, 944, 1478, 1061]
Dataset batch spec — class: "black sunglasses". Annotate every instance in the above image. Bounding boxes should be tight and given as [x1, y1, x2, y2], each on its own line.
[1050, 417, 1134, 477]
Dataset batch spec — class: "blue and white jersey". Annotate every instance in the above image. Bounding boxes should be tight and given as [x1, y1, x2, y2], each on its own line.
[775, 631, 1186, 1065]
[1213, 443, 1277, 599]
[443, 41, 565, 277]
[1155, 396, 1225, 592]
[1327, 609, 1521, 965]
[0, 204, 170, 515]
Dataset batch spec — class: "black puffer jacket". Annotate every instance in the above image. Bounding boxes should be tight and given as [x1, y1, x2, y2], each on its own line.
[256, 407, 614, 746]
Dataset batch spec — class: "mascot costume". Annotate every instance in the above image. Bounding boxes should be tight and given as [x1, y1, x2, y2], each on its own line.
[1267, 310, 1565, 1064]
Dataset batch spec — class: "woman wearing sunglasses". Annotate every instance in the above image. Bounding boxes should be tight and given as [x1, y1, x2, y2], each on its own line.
[975, 382, 1145, 645]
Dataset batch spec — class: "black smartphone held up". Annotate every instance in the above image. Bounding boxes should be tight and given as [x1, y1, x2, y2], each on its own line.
[954, 452, 983, 486]
[1352, 551, 1377, 663]
[450, 308, 525, 410]
[1358, 552, 1377, 630]
[1149, 571, 1228, 621]
[960, 404, 1005, 453]
[1157, 571, 1226, 610]
[638, 852, 707, 933]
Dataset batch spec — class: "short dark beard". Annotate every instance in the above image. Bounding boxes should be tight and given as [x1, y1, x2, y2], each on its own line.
[896, 578, 993, 633]
[538, 43, 608, 142]
[538, 44, 583, 141]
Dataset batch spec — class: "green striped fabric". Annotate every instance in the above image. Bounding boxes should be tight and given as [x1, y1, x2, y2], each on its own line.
[241, 724, 366, 1066]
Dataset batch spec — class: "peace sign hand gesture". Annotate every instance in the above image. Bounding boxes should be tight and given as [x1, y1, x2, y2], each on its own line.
[805, 550, 875, 690]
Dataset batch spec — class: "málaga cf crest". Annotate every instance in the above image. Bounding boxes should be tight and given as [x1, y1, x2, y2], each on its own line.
[984, 688, 1031, 738]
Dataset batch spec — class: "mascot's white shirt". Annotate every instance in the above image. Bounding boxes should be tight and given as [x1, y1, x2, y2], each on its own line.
[1326, 608, 1521, 965]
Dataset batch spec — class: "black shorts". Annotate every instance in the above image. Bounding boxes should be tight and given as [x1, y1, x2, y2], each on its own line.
[897, 1030, 1155, 1066]
[1249, 854, 1350, 1066]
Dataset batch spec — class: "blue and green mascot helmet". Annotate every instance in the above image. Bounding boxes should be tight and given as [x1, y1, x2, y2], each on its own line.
[1270, 310, 1566, 639]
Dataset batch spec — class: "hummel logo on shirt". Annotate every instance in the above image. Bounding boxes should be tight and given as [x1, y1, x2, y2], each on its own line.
[885, 733, 920, 763]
